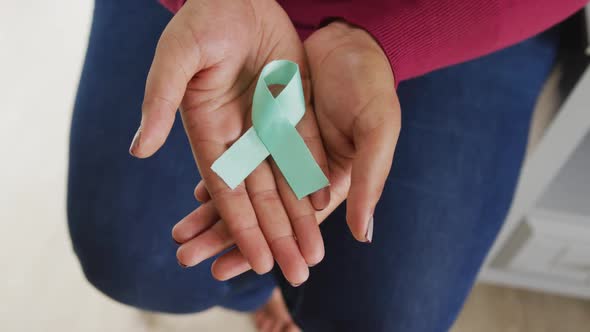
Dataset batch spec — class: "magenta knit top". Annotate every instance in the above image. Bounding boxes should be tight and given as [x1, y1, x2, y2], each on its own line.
[159, 0, 587, 83]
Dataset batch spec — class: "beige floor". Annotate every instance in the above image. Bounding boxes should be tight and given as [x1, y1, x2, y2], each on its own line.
[2, 1, 589, 331]
[452, 284, 590, 332]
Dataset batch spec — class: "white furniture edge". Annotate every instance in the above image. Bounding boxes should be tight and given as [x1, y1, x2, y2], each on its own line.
[479, 64, 590, 295]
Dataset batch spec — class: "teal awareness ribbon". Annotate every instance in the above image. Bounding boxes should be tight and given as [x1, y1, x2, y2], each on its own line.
[211, 60, 329, 199]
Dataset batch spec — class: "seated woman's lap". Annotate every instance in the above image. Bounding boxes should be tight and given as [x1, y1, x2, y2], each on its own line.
[285, 30, 560, 331]
[68, 0, 273, 313]
[67, 0, 560, 328]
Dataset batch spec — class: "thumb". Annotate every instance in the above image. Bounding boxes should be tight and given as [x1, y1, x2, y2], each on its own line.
[347, 93, 401, 242]
[129, 13, 203, 158]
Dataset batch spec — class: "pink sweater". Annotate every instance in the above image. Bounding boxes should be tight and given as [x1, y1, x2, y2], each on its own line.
[159, 0, 587, 83]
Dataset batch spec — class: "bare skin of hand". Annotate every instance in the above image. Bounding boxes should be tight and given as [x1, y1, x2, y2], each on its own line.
[253, 288, 300, 332]
[130, 0, 332, 286]
[172, 21, 401, 281]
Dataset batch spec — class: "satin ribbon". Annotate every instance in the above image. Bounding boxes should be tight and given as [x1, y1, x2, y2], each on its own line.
[211, 60, 329, 199]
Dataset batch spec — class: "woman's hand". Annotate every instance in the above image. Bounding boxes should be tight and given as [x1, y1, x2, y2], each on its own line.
[174, 21, 401, 281]
[130, 0, 330, 285]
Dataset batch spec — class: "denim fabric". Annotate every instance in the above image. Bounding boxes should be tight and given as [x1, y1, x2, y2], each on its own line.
[67, 0, 560, 330]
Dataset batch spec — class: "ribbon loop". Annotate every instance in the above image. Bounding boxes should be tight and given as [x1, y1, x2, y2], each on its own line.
[211, 60, 329, 199]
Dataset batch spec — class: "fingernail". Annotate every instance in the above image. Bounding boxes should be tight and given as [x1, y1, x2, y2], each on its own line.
[173, 238, 182, 245]
[290, 282, 302, 287]
[129, 127, 141, 157]
[313, 189, 329, 211]
[178, 260, 188, 268]
[365, 216, 374, 243]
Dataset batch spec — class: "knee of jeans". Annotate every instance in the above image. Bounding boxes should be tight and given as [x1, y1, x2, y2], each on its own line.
[67, 204, 228, 314]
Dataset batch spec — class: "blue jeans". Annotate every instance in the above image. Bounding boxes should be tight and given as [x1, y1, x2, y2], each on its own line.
[67, 0, 561, 330]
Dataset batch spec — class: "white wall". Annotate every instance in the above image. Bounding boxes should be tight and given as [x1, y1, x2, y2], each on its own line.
[0, 2, 255, 330]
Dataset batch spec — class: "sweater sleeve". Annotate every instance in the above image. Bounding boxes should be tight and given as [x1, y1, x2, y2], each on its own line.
[159, 0, 183, 13]
[159, 0, 587, 83]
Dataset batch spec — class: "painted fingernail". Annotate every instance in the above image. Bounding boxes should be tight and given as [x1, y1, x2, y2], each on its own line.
[365, 216, 374, 243]
[129, 127, 141, 157]
[178, 260, 188, 268]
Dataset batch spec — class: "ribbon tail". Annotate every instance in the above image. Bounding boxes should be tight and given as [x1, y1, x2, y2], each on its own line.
[261, 124, 329, 199]
[211, 127, 270, 189]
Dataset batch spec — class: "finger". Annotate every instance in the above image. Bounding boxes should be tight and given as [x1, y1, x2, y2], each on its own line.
[129, 19, 203, 158]
[347, 94, 401, 242]
[260, 316, 273, 332]
[254, 311, 265, 328]
[191, 138, 275, 275]
[182, 82, 276, 275]
[211, 248, 251, 281]
[298, 70, 331, 211]
[172, 200, 218, 244]
[189, 164, 349, 281]
[315, 162, 351, 223]
[191, 164, 350, 272]
[176, 221, 233, 267]
[270, 161, 325, 267]
[203, 163, 352, 282]
[246, 161, 310, 286]
[270, 320, 283, 332]
[194, 180, 211, 202]
[297, 105, 331, 211]
[211, 184, 275, 274]
[210, 166, 353, 280]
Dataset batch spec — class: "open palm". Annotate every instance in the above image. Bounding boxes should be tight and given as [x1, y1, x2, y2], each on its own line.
[131, 0, 330, 285]
[173, 21, 401, 281]
[305, 21, 400, 241]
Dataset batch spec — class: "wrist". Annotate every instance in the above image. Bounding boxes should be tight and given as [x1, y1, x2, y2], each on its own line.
[321, 20, 394, 86]
[325, 21, 386, 56]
